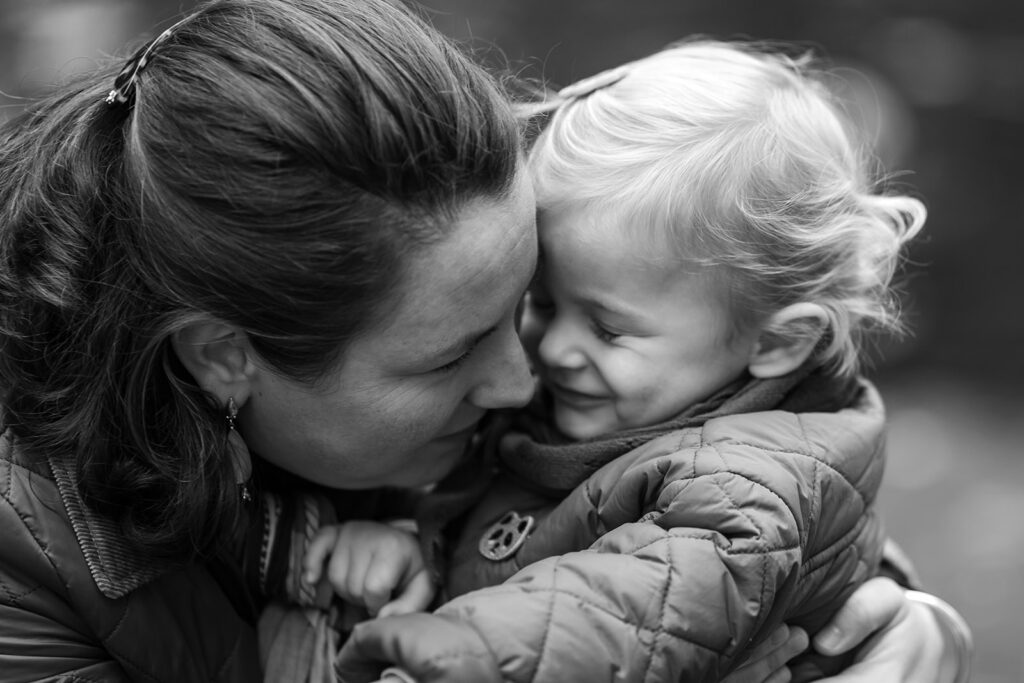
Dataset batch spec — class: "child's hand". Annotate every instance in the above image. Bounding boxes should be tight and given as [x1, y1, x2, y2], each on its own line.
[335, 613, 502, 683]
[303, 521, 436, 618]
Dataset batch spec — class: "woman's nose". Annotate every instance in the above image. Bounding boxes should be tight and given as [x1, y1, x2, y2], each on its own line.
[468, 327, 537, 410]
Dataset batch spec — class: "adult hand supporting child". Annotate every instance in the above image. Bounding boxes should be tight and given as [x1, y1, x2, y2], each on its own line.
[721, 625, 811, 683]
[813, 578, 962, 683]
[725, 577, 963, 683]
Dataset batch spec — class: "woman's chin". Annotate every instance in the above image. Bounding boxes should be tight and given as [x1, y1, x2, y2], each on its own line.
[395, 429, 476, 488]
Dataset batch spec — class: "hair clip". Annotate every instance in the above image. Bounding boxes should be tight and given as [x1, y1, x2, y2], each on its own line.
[557, 65, 630, 100]
[105, 13, 194, 107]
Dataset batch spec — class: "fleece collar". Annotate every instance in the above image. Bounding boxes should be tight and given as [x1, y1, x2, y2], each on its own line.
[49, 454, 173, 600]
[498, 365, 860, 497]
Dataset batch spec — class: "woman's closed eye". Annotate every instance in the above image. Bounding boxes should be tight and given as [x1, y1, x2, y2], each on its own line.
[431, 326, 499, 374]
[434, 347, 474, 373]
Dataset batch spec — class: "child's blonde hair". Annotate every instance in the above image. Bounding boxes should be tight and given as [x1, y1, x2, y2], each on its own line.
[527, 39, 925, 377]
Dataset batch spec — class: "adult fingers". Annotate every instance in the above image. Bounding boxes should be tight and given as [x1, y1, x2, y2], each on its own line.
[817, 596, 957, 683]
[721, 625, 808, 683]
[813, 577, 906, 656]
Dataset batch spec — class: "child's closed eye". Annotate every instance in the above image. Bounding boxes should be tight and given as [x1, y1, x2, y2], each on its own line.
[590, 319, 622, 343]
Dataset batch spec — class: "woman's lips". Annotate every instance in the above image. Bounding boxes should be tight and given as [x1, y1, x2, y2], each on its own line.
[445, 424, 477, 440]
[440, 411, 487, 441]
[439, 423, 476, 443]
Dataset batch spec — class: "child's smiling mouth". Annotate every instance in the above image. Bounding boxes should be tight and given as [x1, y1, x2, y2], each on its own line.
[547, 381, 608, 408]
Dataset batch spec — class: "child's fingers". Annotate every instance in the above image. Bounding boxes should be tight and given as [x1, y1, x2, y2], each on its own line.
[376, 569, 437, 618]
[326, 539, 365, 606]
[303, 526, 341, 585]
[361, 548, 407, 617]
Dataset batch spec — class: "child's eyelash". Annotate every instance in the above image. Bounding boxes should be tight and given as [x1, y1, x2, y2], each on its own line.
[591, 321, 620, 342]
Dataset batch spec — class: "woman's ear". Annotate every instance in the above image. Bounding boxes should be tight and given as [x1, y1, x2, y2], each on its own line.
[747, 303, 829, 379]
[171, 320, 255, 405]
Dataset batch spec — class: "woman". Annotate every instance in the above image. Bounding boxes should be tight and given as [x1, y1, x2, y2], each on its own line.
[0, 0, 966, 680]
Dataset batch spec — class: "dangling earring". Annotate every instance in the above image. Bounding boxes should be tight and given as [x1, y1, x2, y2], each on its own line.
[225, 397, 253, 503]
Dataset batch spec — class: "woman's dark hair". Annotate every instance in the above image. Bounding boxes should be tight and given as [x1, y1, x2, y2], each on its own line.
[0, 0, 521, 558]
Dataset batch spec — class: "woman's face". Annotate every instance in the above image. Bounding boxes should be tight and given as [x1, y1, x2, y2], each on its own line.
[241, 171, 538, 489]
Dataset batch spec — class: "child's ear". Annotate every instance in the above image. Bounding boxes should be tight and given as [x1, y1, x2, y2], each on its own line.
[171, 320, 255, 406]
[747, 303, 829, 379]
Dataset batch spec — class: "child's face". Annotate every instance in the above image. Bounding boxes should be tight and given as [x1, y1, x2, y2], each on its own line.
[520, 207, 758, 440]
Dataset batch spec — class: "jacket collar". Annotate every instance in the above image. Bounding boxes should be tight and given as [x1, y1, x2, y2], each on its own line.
[48, 452, 174, 600]
[498, 365, 860, 497]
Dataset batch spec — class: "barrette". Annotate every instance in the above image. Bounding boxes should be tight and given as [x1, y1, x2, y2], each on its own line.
[556, 65, 630, 100]
[105, 13, 194, 107]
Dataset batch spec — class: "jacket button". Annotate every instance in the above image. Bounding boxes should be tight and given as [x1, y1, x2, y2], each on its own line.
[478, 510, 535, 561]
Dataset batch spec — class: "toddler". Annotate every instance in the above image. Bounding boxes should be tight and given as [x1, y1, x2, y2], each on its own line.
[314, 40, 925, 682]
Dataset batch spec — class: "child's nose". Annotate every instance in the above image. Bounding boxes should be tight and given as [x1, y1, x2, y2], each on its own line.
[537, 318, 587, 371]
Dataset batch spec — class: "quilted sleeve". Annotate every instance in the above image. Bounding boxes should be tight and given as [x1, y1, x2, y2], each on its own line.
[0, 494, 132, 682]
[0, 600, 131, 683]
[433, 466, 807, 683]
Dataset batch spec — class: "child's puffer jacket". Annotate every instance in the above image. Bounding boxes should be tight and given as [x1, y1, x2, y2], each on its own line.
[381, 380, 886, 682]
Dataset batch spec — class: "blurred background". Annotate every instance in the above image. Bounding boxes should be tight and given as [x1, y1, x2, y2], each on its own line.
[1, 0, 1021, 680]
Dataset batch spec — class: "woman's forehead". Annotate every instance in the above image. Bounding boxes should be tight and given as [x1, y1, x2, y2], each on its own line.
[361, 175, 538, 357]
